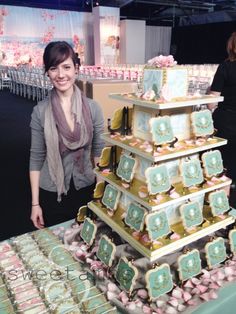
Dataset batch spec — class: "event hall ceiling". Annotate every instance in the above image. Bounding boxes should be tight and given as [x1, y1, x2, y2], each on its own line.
[1, 0, 236, 26]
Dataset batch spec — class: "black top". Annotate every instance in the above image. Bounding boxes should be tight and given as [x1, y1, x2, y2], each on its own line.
[211, 60, 236, 111]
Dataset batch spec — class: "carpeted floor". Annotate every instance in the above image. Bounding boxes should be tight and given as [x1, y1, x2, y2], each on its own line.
[0, 89, 36, 240]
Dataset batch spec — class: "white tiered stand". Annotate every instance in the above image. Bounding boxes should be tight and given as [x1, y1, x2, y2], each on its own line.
[88, 93, 234, 262]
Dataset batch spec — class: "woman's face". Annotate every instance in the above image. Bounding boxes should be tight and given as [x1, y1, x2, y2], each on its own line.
[47, 57, 77, 93]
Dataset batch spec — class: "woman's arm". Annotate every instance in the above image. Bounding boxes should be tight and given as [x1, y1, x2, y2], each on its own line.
[90, 99, 105, 158]
[29, 104, 46, 228]
[30, 170, 44, 228]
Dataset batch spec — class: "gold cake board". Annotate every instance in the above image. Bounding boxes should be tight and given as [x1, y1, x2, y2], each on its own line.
[109, 93, 224, 110]
[88, 201, 235, 262]
[94, 169, 232, 211]
[101, 133, 227, 162]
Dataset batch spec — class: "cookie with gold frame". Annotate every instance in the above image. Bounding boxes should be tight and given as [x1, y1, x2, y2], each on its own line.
[125, 202, 146, 232]
[179, 201, 203, 230]
[178, 249, 202, 281]
[145, 164, 171, 195]
[149, 115, 175, 145]
[191, 109, 214, 137]
[205, 237, 227, 268]
[115, 257, 138, 293]
[97, 235, 116, 267]
[229, 229, 236, 255]
[116, 153, 137, 183]
[202, 150, 223, 178]
[80, 218, 97, 246]
[145, 210, 170, 241]
[180, 158, 204, 188]
[208, 189, 230, 216]
[145, 263, 173, 300]
[102, 184, 121, 211]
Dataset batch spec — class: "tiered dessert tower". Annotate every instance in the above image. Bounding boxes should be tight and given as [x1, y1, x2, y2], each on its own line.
[85, 63, 236, 301]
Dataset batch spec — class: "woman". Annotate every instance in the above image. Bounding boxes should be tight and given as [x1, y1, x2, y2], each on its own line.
[29, 41, 104, 228]
[209, 32, 236, 186]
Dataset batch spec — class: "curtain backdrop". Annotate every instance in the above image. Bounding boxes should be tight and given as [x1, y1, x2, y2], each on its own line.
[0, 5, 94, 66]
[145, 26, 172, 62]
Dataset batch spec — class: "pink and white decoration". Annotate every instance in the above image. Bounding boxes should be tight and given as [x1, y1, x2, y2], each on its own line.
[147, 55, 177, 68]
[0, 5, 92, 66]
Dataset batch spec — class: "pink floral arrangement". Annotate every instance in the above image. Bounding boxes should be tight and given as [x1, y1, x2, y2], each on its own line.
[18, 54, 31, 65]
[42, 26, 55, 43]
[147, 55, 177, 68]
[141, 89, 156, 101]
[73, 34, 80, 46]
[1, 39, 59, 67]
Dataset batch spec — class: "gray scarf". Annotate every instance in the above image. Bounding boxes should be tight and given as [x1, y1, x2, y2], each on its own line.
[44, 85, 93, 201]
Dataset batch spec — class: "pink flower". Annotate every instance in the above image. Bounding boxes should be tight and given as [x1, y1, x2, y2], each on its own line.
[137, 289, 148, 299]
[107, 282, 120, 293]
[119, 291, 129, 305]
[142, 89, 156, 101]
[168, 298, 179, 307]
[183, 291, 192, 302]
[170, 232, 181, 240]
[172, 287, 183, 298]
[73, 34, 80, 46]
[147, 55, 177, 68]
[42, 26, 55, 43]
[142, 305, 152, 314]
[107, 291, 117, 300]
[141, 234, 151, 243]
[155, 194, 164, 202]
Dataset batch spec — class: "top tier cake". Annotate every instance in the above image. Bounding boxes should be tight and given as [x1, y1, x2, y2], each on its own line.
[142, 55, 188, 101]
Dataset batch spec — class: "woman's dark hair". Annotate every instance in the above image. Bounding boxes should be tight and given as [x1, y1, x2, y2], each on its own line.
[43, 41, 77, 72]
[227, 32, 236, 61]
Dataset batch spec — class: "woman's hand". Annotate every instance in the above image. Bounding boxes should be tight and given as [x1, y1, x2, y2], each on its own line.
[31, 205, 45, 229]
[207, 103, 218, 112]
[207, 91, 221, 112]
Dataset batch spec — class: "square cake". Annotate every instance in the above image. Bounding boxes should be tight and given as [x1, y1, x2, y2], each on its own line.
[143, 67, 188, 100]
[142, 55, 188, 101]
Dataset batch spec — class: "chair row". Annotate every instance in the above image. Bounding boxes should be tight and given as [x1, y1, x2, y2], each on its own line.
[8, 68, 52, 101]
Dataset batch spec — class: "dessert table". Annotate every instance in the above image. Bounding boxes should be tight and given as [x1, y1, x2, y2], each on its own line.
[51, 219, 236, 314]
[1, 219, 236, 313]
